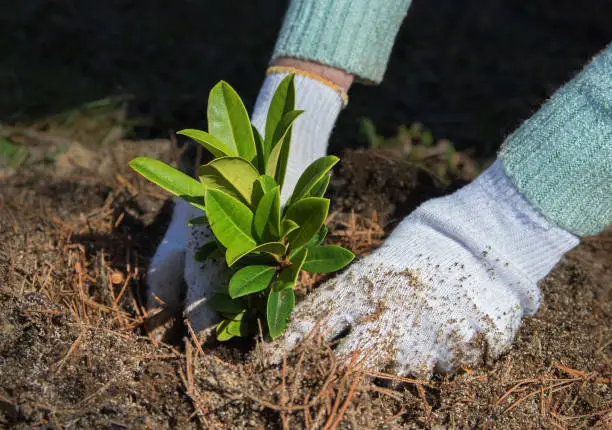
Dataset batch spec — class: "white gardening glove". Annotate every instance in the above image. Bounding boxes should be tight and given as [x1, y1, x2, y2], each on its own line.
[146, 71, 345, 332]
[270, 160, 579, 377]
[146, 198, 196, 312]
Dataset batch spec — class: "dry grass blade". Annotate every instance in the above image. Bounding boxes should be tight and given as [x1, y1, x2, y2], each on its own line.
[497, 363, 611, 428]
[365, 370, 434, 388]
[323, 351, 366, 430]
[186, 319, 206, 357]
[53, 329, 85, 375]
[496, 378, 539, 405]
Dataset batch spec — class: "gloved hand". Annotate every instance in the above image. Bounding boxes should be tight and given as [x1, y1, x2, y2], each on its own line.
[266, 160, 579, 377]
[145, 71, 345, 333]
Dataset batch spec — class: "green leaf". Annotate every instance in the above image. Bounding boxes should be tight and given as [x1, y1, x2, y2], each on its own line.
[308, 173, 331, 198]
[252, 125, 266, 174]
[258, 175, 278, 192]
[207, 81, 256, 160]
[265, 74, 295, 155]
[265, 143, 283, 181]
[226, 311, 252, 336]
[205, 189, 256, 265]
[188, 216, 208, 226]
[311, 225, 328, 246]
[267, 288, 295, 340]
[209, 294, 247, 314]
[290, 225, 328, 259]
[287, 156, 339, 205]
[177, 129, 236, 158]
[129, 157, 205, 210]
[270, 109, 303, 148]
[265, 110, 304, 184]
[276, 248, 308, 291]
[217, 314, 251, 341]
[199, 157, 259, 206]
[281, 219, 299, 239]
[253, 186, 281, 242]
[252, 175, 278, 207]
[273, 109, 303, 190]
[227, 241, 286, 267]
[0, 138, 28, 168]
[229, 265, 277, 298]
[302, 245, 355, 273]
[194, 241, 220, 262]
[216, 320, 236, 341]
[284, 197, 329, 249]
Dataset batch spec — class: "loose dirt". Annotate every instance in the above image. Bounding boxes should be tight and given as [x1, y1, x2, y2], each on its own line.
[0, 143, 610, 428]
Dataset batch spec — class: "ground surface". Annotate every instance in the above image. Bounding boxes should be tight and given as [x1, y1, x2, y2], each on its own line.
[1, 1, 611, 427]
[0, 140, 610, 429]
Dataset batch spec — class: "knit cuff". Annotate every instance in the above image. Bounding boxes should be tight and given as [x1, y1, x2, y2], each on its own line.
[475, 161, 579, 282]
[272, 0, 411, 84]
[499, 44, 612, 237]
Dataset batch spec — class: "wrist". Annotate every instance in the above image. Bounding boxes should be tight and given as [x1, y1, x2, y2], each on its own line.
[272, 57, 354, 92]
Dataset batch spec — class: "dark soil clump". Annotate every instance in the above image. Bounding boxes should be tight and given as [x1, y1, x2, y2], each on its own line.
[330, 149, 448, 221]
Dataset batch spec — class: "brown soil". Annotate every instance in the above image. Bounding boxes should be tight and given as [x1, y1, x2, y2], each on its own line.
[0, 142, 610, 429]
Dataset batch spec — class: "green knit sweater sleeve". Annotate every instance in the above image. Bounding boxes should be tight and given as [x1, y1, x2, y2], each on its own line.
[499, 44, 612, 237]
[272, 0, 412, 83]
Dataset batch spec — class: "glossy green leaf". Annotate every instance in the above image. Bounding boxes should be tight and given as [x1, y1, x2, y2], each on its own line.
[252, 174, 278, 207]
[177, 128, 236, 158]
[311, 225, 328, 246]
[226, 311, 252, 336]
[265, 110, 303, 185]
[302, 245, 355, 273]
[217, 314, 251, 341]
[267, 287, 295, 340]
[265, 74, 295, 155]
[258, 175, 278, 192]
[216, 320, 235, 341]
[284, 197, 329, 249]
[270, 110, 303, 152]
[188, 216, 208, 226]
[253, 186, 281, 242]
[193, 241, 219, 262]
[287, 156, 339, 205]
[273, 109, 303, 190]
[281, 219, 299, 239]
[308, 173, 331, 198]
[0, 138, 28, 168]
[229, 265, 277, 298]
[207, 81, 256, 160]
[209, 293, 247, 314]
[276, 248, 308, 291]
[199, 157, 259, 206]
[265, 142, 283, 180]
[129, 157, 205, 210]
[252, 125, 266, 173]
[227, 241, 286, 267]
[290, 225, 328, 259]
[205, 189, 256, 265]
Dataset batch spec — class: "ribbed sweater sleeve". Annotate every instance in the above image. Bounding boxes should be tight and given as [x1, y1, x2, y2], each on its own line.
[272, 0, 412, 83]
[499, 44, 612, 237]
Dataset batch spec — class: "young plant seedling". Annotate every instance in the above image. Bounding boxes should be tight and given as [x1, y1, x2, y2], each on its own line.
[130, 75, 354, 340]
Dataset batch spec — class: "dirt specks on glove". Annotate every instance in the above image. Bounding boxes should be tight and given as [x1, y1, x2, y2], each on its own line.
[268, 161, 579, 377]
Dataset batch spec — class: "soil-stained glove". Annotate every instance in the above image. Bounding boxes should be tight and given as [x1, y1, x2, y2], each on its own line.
[271, 160, 579, 377]
[146, 198, 196, 313]
[146, 71, 345, 332]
